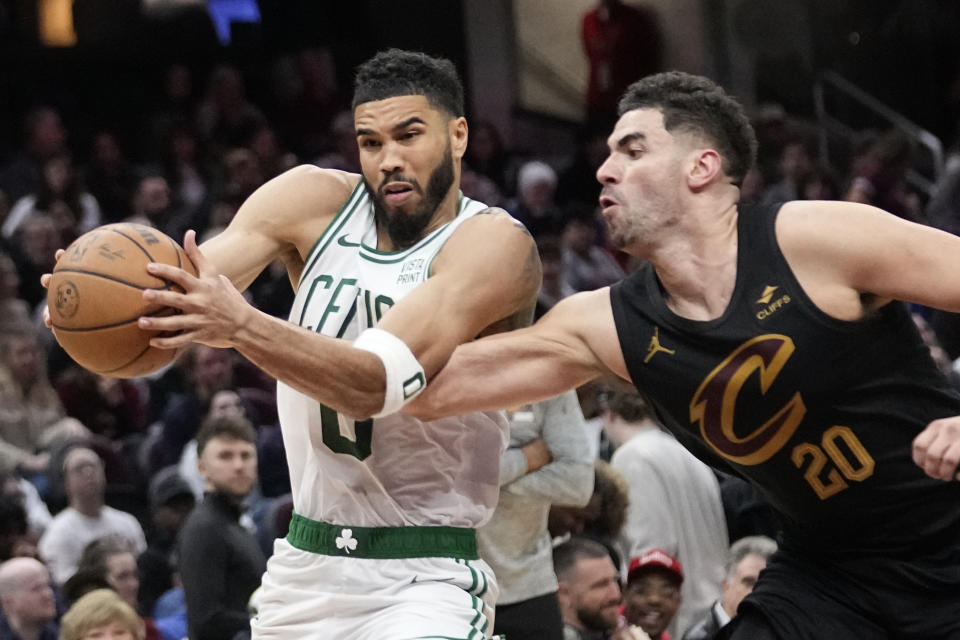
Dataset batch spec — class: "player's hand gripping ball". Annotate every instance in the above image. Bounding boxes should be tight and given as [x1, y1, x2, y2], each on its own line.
[47, 223, 198, 378]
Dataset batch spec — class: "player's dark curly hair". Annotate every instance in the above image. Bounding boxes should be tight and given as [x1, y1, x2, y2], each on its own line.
[618, 71, 757, 185]
[353, 49, 464, 118]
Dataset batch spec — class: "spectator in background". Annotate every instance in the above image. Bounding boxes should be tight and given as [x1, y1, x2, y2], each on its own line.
[622, 549, 683, 640]
[562, 214, 626, 292]
[177, 416, 264, 640]
[463, 120, 514, 196]
[554, 537, 648, 640]
[277, 47, 343, 159]
[1, 466, 52, 544]
[0, 495, 37, 562]
[761, 139, 812, 204]
[124, 173, 180, 239]
[0, 329, 82, 480]
[8, 214, 59, 309]
[195, 66, 265, 156]
[0, 107, 68, 204]
[605, 390, 727, 639]
[137, 468, 195, 619]
[582, 0, 663, 119]
[246, 124, 296, 182]
[535, 237, 576, 319]
[55, 370, 148, 442]
[220, 148, 265, 202]
[159, 125, 212, 232]
[2, 155, 101, 245]
[682, 536, 777, 640]
[153, 345, 238, 472]
[312, 110, 361, 174]
[82, 131, 138, 224]
[146, 64, 198, 161]
[558, 117, 615, 210]
[796, 165, 840, 201]
[844, 129, 924, 222]
[0, 251, 31, 334]
[509, 160, 566, 239]
[0, 557, 58, 640]
[38, 447, 146, 585]
[59, 589, 144, 640]
[478, 391, 594, 640]
[72, 537, 140, 612]
[549, 460, 630, 571]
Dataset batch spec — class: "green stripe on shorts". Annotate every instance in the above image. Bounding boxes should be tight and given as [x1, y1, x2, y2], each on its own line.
[286, 512, 479, 560]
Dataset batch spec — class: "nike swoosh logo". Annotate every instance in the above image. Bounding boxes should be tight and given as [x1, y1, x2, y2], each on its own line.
[337, 235, 361, 247]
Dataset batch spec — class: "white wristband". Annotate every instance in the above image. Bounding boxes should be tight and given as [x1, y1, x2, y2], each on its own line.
[353, 328, 426, 418]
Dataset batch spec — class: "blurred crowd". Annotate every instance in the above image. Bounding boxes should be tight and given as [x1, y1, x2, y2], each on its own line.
[2, 29, 960, 640]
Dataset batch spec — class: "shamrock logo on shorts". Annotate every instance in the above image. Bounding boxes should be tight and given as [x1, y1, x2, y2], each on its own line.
[336, 528, 358, 554]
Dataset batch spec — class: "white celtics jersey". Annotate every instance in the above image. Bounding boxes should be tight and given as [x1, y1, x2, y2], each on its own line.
[276, 182, 509, 528]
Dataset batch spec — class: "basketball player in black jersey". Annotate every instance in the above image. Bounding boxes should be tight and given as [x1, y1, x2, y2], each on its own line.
[411, 72, 960, 640]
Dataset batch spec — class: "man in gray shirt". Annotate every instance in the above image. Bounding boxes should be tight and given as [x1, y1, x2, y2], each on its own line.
[478, 390, 594, 640]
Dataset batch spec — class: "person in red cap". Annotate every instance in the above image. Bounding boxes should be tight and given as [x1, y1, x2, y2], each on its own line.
[623, 549, 684, 640]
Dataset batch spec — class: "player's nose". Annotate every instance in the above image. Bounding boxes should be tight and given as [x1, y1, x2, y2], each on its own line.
[596, 154, 619, 184]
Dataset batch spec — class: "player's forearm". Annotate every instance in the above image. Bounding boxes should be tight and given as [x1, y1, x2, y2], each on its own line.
[408, 331, 594, 420]
[231, 309, 386, 419]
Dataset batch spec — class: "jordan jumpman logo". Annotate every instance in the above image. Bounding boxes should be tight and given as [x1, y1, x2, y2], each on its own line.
[644, 326, 676, 363]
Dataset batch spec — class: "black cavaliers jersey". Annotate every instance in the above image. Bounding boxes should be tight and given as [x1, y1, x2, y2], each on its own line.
[610, 202, 960, 558]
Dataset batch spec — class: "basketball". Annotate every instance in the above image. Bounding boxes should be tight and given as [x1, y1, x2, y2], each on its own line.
[47, 223, 198, 378]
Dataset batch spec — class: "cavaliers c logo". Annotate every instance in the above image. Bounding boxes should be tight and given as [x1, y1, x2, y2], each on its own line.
[689, 335, 805, 465]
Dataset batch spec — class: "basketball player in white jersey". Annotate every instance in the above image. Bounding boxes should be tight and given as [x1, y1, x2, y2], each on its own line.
[119, 50, 539, 638]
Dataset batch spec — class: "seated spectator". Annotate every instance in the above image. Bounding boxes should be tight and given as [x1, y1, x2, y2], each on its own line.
[55, 369, 148, 442]
[137, 468, 195, 617]
[38, 447, 146, 585]
[508, 160, 566, 239]
[1, 466, 52, 541]
[760, 138, 812, 204]
[535, 237, 575, 319]
[8, 213, 60, 309]
[2, 154, 101, 245]
[622, 549, 683, 640]
[562, 214, 625, 292]
[553, 536, 647, 640]
[82, 130, 138, 223]
[70, 537, 160, 640]
[682, 536, 777, 640]
[0, 495, 37, 562]
[0, 329, 85, 481]
[844, 129, 924, 222]
[549, 459, 630, 570]
[0, 557, 59, 640]
[313, 111, 361, 173]
[59, 589, 144, 640]
[0, 251, 31, 334]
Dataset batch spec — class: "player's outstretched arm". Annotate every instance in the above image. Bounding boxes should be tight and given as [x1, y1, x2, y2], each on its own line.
[141, 207, 542, 420]
[407, 288, 628, 420]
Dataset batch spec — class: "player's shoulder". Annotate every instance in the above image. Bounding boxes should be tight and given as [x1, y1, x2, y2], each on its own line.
[266, 164, 361, 204]
[454, 206, 532, 241]
[774, 199, 897, 251]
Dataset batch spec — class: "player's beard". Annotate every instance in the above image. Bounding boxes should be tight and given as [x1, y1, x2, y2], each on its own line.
[367, 141, 455, 250]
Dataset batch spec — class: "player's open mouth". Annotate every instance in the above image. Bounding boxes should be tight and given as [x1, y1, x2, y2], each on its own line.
[599, 195, 618, 212]
[383, 182, 416, 205]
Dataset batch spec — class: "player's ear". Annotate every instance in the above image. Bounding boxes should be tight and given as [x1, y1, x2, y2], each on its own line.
[450, 117, 468, 160]
[688, 148, 723, 190]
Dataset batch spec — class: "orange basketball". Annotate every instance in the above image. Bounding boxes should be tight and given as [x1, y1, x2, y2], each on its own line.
[47, 223, 198, 378]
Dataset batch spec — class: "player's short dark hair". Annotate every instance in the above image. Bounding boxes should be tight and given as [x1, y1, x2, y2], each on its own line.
[553, 536, 611, 582]
[353, 49, 464, 118]
[618, 71, 757, 185]
[196, 415, 256, 457]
